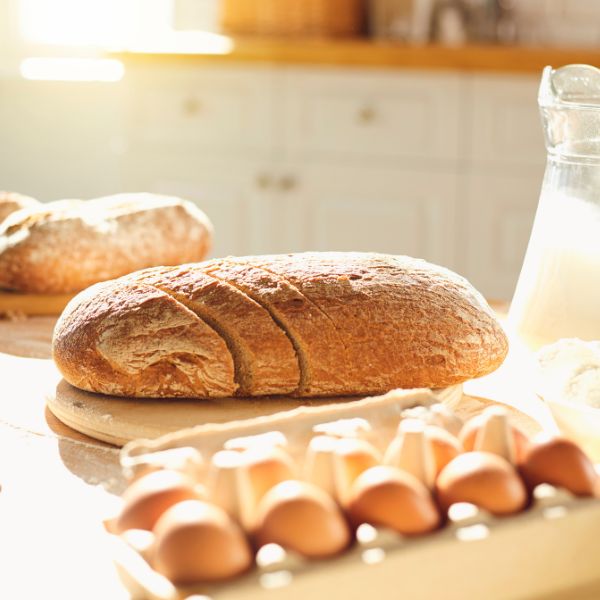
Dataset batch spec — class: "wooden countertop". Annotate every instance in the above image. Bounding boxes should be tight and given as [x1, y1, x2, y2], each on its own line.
[0, 315, 598, 599]
[114, 36, 600, 73]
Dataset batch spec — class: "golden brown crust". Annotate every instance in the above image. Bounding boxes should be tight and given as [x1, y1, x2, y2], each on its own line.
[130, 264, 300, 396]
[243, 253, 508, 391]
[0, 191, 39, 223]
[0, 193, 213, 293]
[52, 280, 236, 398]
[53, 252, 508, 399]
[205, 259, 348, 396]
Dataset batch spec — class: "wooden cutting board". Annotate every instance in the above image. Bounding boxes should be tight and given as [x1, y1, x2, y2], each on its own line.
[0, 314, 546, 449]
[0, 291, 75, 316]
[45, 379, 542, 447]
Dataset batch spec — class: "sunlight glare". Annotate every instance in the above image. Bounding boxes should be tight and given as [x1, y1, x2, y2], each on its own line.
[18, 0, 171, 47]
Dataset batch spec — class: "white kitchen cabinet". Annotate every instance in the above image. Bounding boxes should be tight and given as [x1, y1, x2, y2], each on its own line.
[121, 152, 264, 258]
[121, 63, 546, 300]
[460, 73, 546, 299]
[281, 68, 462, 165]
[463, 74, 545, 167]
[124, 64, 276, 160]
[244, 173, 311, 255]
[280, 164, 458, 270]
[462, 168, 543, 301]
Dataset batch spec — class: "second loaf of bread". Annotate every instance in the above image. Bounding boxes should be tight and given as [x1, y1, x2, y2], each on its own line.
[53, 252, 509, 399]
[0, 193, 213, 293]
[0, 191, 40, 223]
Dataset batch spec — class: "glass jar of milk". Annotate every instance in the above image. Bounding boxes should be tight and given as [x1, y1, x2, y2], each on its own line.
[508, 64, 600, 350]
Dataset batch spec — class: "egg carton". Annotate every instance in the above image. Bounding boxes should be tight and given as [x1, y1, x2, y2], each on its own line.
[109, 388, 600, 600]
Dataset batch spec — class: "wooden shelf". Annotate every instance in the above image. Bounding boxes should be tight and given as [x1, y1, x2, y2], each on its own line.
[113, 36, 600, 73]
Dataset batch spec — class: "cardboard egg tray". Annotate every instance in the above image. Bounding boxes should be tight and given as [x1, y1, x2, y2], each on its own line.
[108, 388, 600, 600]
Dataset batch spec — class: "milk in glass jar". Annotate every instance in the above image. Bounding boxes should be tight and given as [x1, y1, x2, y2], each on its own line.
[508, 64, 600, 350]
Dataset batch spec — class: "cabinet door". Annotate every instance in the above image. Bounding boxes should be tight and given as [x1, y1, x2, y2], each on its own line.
[464, 74, 545, 167]
[245, 179, 310, 255]
[462, 169, 543, 302]
[281, 68, 462, 164]
[272, 164, 458, 271]
[124, 64, 276, 160]
[122, 153, 262, 258]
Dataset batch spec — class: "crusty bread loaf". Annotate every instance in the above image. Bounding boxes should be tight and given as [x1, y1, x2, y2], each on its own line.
[0, 193, 213, 293]
[53, 252, 508, 399]
[53, 279, 236, 398]
[134, 264, 300, 396]
[0, 191, 40, 223]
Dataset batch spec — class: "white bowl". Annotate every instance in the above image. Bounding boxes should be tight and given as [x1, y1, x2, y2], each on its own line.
[535, 338, 600, 462]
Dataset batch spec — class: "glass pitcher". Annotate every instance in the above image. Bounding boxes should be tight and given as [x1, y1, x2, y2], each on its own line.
[507, 64, 600, 350]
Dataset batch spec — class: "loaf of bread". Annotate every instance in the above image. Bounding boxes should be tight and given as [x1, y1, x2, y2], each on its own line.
[53, 252, 508, 399]
[0, 191, 39, 223]
[0, 193, 213, 293]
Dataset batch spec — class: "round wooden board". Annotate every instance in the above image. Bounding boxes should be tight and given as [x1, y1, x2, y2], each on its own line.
[46, 380, 478, 447]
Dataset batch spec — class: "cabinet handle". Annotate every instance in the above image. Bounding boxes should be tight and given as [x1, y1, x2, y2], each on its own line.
[256, 173, 273, 189]
[357, 105, 377, 124]
[279, 175, 297, 191]
[183, 97, 202, 116]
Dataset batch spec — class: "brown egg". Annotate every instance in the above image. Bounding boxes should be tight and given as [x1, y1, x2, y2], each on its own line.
[519, 434, 598, 497]
[436, 451, 528, 516]
[346, 465, 441, 535]
[116, 470, 204, 533]
[426, 425, 463, 474]
[153, 499, 252, 584]
[254, 480, 351, 559]
[460, 412, 529, 464]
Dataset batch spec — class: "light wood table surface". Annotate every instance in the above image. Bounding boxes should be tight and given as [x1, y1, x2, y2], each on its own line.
[0, 316, 597, 600]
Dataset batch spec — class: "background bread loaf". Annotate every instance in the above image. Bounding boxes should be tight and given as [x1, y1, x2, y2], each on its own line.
[0, 191, 40, 223]
[53, 252, 509, 399]
[0, 193, 213, 293]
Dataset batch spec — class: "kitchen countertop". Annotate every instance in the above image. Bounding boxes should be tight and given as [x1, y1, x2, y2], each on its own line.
[0, 315, 598, 599]
[114, 36, 600, 73]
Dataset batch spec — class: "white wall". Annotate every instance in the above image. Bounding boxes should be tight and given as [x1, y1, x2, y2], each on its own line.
[0, 77, 125, 201]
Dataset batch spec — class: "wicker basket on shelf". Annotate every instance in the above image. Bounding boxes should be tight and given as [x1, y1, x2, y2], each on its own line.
[220, 0, 366, 36]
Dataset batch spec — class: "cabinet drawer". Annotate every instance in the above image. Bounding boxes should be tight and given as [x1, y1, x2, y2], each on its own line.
[465, 75, 545, 166]
[125, 65, 275, 156]
[282, 69, 462, 162]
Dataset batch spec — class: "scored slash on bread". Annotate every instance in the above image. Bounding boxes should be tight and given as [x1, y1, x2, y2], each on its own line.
[52, 252, 509, 399]
[242, 253, 508, 391]
[205, 259, 348, 397]
[131, 264, 300, 397]
[53, 280, 236, 398]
